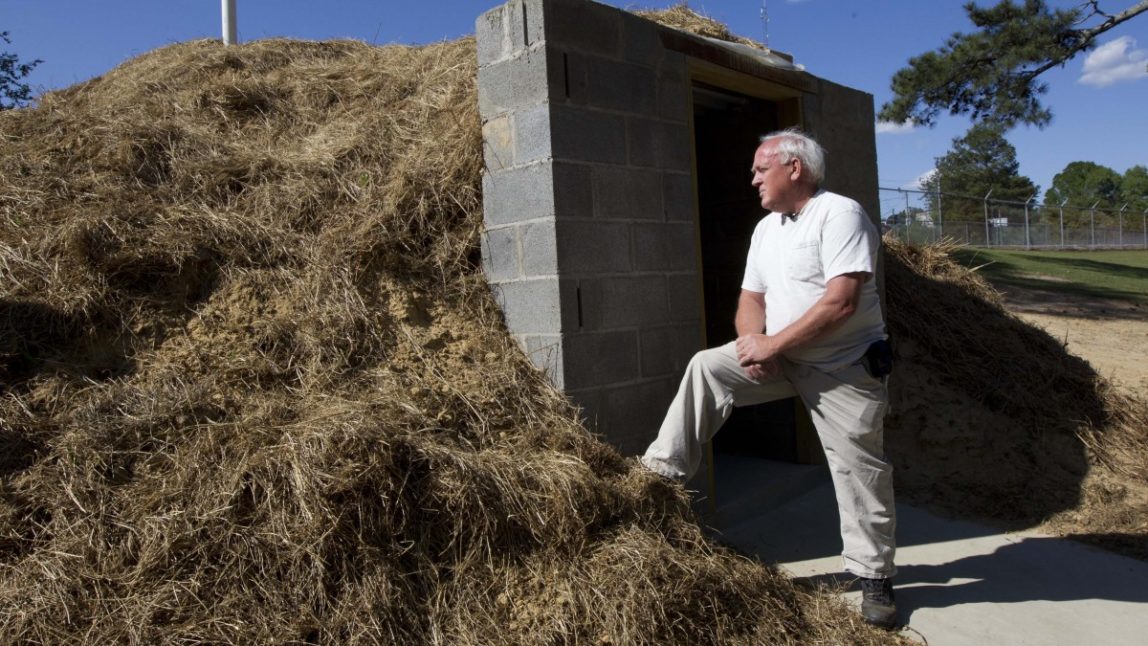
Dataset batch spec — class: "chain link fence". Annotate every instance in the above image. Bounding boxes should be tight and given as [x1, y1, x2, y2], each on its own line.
[880, 187, 1148, 249]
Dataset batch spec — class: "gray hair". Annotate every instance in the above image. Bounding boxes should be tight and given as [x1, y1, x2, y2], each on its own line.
[759, 128, 826, 187]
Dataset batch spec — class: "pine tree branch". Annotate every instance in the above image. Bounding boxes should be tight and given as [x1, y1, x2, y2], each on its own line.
[1021, 0, 1148, 80]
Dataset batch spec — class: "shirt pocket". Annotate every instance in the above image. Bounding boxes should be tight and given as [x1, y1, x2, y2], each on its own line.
[787, 241, 821, 282]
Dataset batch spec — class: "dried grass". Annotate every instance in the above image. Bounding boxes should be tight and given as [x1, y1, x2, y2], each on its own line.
[1, 7, 1143, 643]
[635, 3, 766, 49]
[0, 30, 904, 646]
[882, 237, 1148, 557]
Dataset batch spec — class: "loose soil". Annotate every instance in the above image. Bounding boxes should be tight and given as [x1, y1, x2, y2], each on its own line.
[996, 285, 1148, 400]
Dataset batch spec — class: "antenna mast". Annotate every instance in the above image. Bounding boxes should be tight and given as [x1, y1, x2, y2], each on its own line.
[760, 0, 769, 47]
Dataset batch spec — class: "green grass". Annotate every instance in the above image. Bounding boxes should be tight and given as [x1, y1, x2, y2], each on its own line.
[948, 247, 1148, 303]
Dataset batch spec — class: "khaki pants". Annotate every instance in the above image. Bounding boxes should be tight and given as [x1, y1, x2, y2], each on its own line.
[641, 341, 896, 578]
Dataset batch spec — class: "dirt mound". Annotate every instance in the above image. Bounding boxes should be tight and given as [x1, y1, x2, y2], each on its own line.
[883, 238, 1148, 556]
[0, 31, 902, 645]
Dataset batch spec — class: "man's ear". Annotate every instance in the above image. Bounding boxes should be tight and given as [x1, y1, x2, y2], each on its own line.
[789, 158, 802, 181]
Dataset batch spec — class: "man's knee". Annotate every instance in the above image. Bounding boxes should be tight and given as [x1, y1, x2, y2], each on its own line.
[692, 344, 733, 366]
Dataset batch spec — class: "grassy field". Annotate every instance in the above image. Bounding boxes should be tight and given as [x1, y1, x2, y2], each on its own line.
[948, 247, 1148, 303]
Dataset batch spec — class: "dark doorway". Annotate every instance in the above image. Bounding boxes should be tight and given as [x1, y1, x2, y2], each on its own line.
[691, 82, 799, 463]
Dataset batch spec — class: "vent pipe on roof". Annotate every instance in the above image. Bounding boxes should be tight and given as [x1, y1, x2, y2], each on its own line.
[222, 0, 238, 45]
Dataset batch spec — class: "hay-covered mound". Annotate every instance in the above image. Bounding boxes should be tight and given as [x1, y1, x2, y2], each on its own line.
[882, 238, 1148, 557]
[0, 36, 902, 645]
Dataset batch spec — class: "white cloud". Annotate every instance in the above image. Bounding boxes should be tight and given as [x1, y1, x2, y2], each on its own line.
[875, 119, 916, 135]
[910, 169, 936, 190]
[1079, 36, 1148, 87]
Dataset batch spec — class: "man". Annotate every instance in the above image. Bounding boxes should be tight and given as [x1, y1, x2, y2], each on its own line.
[640, 128, 898, 629]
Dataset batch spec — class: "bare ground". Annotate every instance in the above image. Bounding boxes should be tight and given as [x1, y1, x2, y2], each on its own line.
[997, 285, 1148, 400]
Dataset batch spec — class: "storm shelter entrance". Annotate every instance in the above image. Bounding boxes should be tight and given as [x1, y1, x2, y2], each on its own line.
[691, 82, 817, 466]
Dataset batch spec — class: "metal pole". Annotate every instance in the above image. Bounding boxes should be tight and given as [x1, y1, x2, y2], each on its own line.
[903, 190, 911, 242]
[983, 189, 993, 248]
[1119, 204, 1128, 248]
[222, 0, 237, 45]
[1090, 200, 1099, 248]
[1024, 193, 1035, 250]
[1059, 198, 1067, 249]
[936, 183, 943, 240]
[1143, 208, 1147, 250]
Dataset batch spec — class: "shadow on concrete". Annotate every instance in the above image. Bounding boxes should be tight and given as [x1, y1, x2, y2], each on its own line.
[712, 474, 1148, 635]
[896, 537, 1148, 612]
[795, 534, 1148, 625]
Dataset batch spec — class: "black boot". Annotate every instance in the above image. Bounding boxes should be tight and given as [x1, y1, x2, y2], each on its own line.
[860, 577, 897, 629]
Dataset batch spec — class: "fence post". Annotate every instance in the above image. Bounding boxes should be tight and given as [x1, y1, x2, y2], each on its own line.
[1058, 198, 1067, 249]
[1090, 200, 1099, 249]
[983, 189, 993, 248]
[936, 186, 943, 240]
[1024, 194, 1035, 249]
[1119, 204, 1128, 249]
[1143, 208, 1148, 250]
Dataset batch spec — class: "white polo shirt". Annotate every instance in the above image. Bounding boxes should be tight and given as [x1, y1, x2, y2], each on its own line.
[741, 190, 886, 370]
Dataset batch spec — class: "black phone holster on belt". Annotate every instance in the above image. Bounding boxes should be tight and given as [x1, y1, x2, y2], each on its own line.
[862, 339, 894, 379]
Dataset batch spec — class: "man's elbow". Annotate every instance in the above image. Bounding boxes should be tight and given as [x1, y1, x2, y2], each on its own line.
[831, 298, 858, 322]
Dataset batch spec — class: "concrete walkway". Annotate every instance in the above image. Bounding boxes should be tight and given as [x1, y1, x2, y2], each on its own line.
[702, 458, 1148, 645]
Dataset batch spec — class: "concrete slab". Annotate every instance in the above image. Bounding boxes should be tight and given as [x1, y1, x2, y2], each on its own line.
[706, 469, 1148, 645]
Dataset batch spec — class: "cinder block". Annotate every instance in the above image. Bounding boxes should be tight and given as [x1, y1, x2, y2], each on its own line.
[621, 12, 664, 67]
[559, 277, 582, 332]
[511, 0, 546, 50]
[586, 57, 656, 114]
[549, 104, 626, 164]
[481, 224, 521, 281]
[562, 330, 640, 389]
[482, 162, 555, 227]
[592, 165, 663, 220]
[477, 63, 509, 118]
[490, 277, 563, 335]
[663, 172, 696, 222]
[520, 220, 558, 276]
[627, 118, 691, 171]
[656, 51, 687, 84]
[632, 222, 697, 271]
[546, 0, 623, 57]
[477, 50, 550, 117]
[524, 334, 564, 386]
[667, 272, 703, 322]
[555, 50, 590, 104]
[481, 115, 515, 172]
[639, 323, 703, 378]
[513, 103, 554, 165]
[813, 81, 879, 220]
[555, 220, 632, 274]
[657, 54, 690, 122]
[599, 377, 678, 452]
[580, 275, 669, 330]
[565, 386, 604, 434]
[553, 161, 593, 218]
[476, 5, 509, 67]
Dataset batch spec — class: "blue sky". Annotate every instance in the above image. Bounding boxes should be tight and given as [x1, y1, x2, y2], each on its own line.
[5, 0, 1147, 214]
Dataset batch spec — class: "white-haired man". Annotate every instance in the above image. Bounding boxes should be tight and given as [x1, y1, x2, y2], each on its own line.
[641, 128, 898, 629]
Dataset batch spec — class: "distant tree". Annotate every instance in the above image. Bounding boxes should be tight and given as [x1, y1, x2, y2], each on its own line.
[885, 206, 927, 227]
[1121, 165, 1148, 213]
[879, 0, 1148, 129]
[921, 124, 1039, 221]
[1043, 161, 1123, 208]
[1, 30, 41, 110]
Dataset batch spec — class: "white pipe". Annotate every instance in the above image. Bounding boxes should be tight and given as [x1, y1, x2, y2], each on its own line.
[222, 0, 237, 45]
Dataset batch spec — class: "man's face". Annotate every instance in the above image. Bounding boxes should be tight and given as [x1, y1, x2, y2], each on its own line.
[751, 143, 798, 213]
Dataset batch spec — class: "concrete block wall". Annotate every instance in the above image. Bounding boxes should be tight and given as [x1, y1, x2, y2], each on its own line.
[477, 0, 702, 454]
[476, 0, 881, 456]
